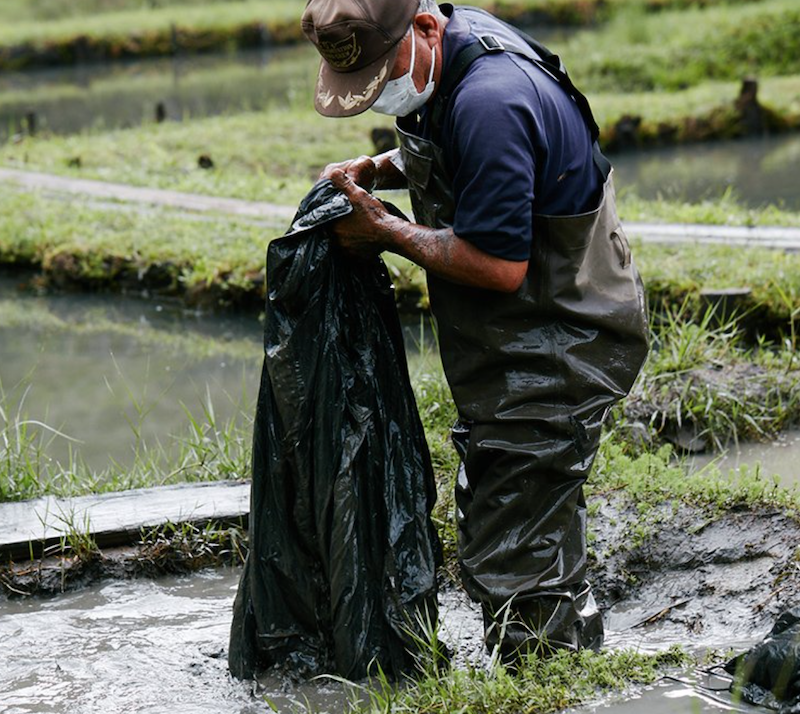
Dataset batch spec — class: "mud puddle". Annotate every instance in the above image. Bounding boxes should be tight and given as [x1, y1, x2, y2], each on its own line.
[0, 568, 481, 714]
[685, 430, 800, 490]
[0, 565, 772, 714]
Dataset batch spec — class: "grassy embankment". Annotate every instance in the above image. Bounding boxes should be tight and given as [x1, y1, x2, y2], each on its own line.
[0, 0, 774, 71]
[3, 0, 800, 143]
[2, 101, 799, 328]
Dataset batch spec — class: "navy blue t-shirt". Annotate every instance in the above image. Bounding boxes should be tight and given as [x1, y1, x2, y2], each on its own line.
[414, 6, 601, 261]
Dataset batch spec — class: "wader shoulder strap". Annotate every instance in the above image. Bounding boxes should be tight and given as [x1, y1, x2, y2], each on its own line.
[430, 13, 603, 168]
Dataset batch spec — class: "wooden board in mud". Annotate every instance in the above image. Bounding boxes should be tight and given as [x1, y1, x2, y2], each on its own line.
[0, 480, 250, 561]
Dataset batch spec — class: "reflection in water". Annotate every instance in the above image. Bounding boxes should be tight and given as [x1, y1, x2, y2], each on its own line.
[612, 134, 800, 210]
[0, 45, 319, 141]
[0, 277, 264, 473]
[0, 273, 440, 473]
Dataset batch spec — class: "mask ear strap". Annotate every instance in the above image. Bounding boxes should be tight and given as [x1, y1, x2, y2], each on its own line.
[427, 46, 436, 84]
[408, 25, 417, 75]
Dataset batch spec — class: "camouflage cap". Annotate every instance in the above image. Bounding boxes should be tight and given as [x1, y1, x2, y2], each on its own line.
[302, 0, 420, 117]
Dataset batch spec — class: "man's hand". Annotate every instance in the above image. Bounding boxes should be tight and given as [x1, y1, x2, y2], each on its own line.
[328, 169, 396, 258]
[320, 149, 407, 193]
[327, 164, 527, 293]
[319, 155, 378, 193]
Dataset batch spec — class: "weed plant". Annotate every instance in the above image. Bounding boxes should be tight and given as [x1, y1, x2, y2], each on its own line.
[0, 376, 252, 502]
[633, 239, 800, 336]
[336, 643, 688, 714]
[135, 518, 247, 573]
[620, 301, 800, 451]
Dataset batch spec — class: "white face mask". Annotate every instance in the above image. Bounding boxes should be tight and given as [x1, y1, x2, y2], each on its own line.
[370, 30, 436, 117]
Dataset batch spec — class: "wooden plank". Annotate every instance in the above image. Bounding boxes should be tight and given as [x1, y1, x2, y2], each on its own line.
[0, 481, 250, 562]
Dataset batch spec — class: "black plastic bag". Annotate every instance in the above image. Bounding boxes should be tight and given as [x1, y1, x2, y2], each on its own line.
[228, 180, 441, 680]
[725, 607, 800, 712]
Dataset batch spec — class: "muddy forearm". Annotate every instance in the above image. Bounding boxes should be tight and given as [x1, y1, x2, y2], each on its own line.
[381, 215, 526, 293]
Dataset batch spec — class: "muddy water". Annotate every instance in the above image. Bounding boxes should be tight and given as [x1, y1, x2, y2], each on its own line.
[0, 45, 318, 141]
[0, 567, 767, 714]
[0, 273, 439, 473]
[612, 134, 800, 210]
[686, 430, 800, 490]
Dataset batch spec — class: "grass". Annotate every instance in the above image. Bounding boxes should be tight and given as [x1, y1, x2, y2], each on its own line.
[0, 1, 304, 47]
[619, 191, 800, 227]
[338, 645, 689, 714]
[3, 68, 800, 205]
[0, 374, 252, 502]
[0, 105, 392, 206]
[0, 0, 768, 53]
[10, 0, 789, 94]
[2, 187, 799, 331]
[135, 518, 248, 572]
[0, 0, 237, 23]
[621, 305, 800, 451]
[632, 239, 800, 336]
[562, 0, 800, 92]
[0, 190, 282, 307]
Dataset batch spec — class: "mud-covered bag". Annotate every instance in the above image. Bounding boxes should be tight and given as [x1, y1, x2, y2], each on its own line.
[725, 607, 800, 712]
[228, 180, 440, 680]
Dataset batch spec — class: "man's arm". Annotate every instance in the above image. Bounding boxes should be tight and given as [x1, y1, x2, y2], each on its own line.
[329, 171, 527, 294]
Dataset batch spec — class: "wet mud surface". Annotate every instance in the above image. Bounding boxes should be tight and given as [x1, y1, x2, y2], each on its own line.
[4, 494, 799, 645]
[0, 556, 777, 714]
[591, 499, 800, 650]
[6, 494, 799, 640]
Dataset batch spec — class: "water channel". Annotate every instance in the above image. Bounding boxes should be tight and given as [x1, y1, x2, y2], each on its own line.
[2, 45, 800, 209]
[0, 272, 439, 474]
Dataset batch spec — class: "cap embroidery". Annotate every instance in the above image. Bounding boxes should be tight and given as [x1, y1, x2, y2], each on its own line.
[317, 88, 335, 109]
[319, 32, 362, 70]
[336, 60, 389, 111]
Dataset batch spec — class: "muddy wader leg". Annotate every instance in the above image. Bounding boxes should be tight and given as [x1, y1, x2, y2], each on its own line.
[454, 418, 604, 662]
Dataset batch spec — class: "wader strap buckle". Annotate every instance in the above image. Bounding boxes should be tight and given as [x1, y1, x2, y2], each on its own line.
[479, 34, 505, 52]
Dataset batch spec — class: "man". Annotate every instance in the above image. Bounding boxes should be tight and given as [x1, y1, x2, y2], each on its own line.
[301, 0, 649, 661]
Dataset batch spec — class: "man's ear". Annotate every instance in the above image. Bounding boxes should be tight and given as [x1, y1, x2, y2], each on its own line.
[414, 13, 440, 46]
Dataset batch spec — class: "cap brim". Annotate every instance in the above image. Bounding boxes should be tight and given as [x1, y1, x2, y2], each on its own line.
[313, 43, 401, 118]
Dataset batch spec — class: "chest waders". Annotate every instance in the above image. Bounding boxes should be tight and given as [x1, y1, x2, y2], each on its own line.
[396, 7, 649, 660]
